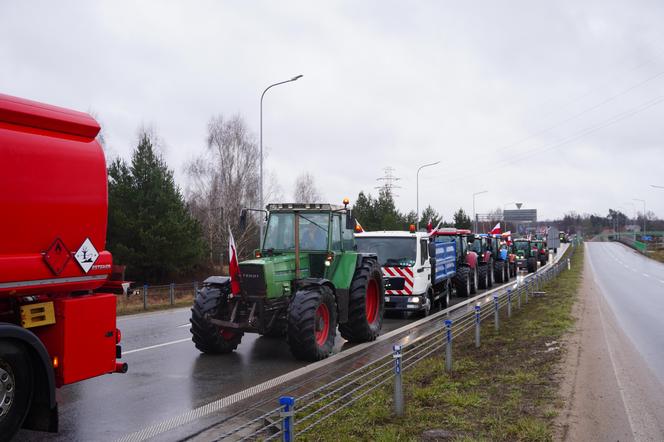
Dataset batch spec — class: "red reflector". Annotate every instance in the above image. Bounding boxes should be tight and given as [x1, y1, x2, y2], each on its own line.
[116, 328, 122, 344]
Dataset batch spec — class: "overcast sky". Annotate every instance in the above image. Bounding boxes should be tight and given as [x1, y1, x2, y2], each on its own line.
[2, 1, 663, 220]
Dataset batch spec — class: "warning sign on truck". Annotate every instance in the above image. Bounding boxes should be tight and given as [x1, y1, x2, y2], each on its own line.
[74, 238, 99, 273]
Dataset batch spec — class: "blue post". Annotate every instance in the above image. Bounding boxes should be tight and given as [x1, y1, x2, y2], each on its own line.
[393, 345, 403, 415]
[445, 320, 453, 371]
[474, 304, 481, 348]
[493, 294, 499, 330]
[279, 396, 295, 442]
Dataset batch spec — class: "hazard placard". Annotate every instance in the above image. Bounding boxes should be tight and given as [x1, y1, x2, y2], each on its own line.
[74, 238, 99, 273]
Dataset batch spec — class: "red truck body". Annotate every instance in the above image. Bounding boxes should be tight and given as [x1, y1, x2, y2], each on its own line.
[0, 93, 125, 437]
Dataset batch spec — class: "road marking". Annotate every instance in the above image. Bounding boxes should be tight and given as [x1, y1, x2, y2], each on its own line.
[123, 338, 191, 355]
[177, 323, 190, 328]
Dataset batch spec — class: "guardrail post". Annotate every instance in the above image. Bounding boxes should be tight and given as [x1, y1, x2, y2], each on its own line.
[567, 258, 571, 270]
[392, 345, 404, 416]
[143, 284, 148, 310]
[169, 282, 175, 306]
[493, 294, 499, 331]
[507, 289, 512, 318]
[279, 396, 295, 442]
[445, 320, 453, 372]
[475, 304, 481, 348]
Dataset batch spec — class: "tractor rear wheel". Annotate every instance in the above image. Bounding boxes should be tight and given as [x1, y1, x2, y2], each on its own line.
[288, 286, 337, 361]
[454, 267, 471, 297]
[339, 258, 384, 343]
[487, 260, 494, 288]
[190, 284, 243, 354]
[0, 341, 33, 440]
[494, 261, 504, 283]
[477, 264, 488, 290]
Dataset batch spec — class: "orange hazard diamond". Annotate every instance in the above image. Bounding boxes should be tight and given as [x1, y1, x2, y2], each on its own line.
[44, 238, 70, 275]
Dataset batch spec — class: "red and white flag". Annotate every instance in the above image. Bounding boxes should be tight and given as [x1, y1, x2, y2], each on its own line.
[489, 223, 501, 235]
[426, 219, 433, 233]
[228, 226, 241, 295]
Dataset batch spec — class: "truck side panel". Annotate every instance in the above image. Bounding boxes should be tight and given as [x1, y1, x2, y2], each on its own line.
[433, 241, 456, 283]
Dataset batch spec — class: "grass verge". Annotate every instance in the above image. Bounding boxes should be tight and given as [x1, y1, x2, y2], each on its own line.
[302, 246, 584, 441]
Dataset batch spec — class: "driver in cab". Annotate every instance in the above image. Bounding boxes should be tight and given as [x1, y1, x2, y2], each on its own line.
[300, 221, 327, 250]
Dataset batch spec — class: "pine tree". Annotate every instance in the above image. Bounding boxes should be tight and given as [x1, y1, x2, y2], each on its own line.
[107, 132, 206, 282]
[453, 208, 472, 230]
[419, 205, 441, 229]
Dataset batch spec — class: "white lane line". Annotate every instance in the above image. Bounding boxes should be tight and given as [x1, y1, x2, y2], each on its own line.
[123, 338, 191, 355]
[177, 323, 190, 328]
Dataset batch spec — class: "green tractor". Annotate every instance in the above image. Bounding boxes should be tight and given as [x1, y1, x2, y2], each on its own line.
[190, 202, 385, 361]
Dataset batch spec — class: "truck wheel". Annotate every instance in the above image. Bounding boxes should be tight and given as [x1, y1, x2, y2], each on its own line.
[454, 267, 471, 297]
[494, 261, 504, 283]
[339, 258, 384, 343]
[470, 267, 479, 294]
[477, 264, 487, 290]
[190, 284, 243, 354]
[0, 341, 33, 439]
[288, 286, 337, 361]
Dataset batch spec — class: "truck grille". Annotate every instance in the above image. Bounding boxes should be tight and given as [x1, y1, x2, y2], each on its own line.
[239, 264, 267, 296]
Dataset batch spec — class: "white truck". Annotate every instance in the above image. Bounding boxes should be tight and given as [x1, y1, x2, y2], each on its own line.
[355, 230, 456, 316]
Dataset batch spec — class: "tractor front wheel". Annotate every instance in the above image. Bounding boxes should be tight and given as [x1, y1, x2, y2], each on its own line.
[494, 260, 504, 283]
[288, 286, 337, 361]
[477, 264, 488, 290]
[190, 284, 244, 354]
[339, 258, 384, 343]
[454, 267, 471, 297]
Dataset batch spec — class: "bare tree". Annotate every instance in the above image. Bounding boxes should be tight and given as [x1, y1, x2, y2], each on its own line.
[186, 114, 263, 265]
[293, 172, 321, 203]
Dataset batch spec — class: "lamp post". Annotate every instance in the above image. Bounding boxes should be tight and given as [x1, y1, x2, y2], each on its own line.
[259, 74, 303, 246]
[651, 185, 664, 189]
[472, 190, 488, 232]
[624, 201, 636, 240]
[633, 198, 646, 235]
[416, 161, 440, 231]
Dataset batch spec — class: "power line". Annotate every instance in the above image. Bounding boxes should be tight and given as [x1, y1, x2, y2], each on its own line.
[375, 166, 401, 196]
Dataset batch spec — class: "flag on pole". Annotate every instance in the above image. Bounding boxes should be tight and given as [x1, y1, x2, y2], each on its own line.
[489, 223, 501, 235]
[426, 219, 433, 233]
[228, 226, 241, 295]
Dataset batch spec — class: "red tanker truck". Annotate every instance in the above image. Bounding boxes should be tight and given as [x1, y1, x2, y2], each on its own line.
[0, 94, 126, 438]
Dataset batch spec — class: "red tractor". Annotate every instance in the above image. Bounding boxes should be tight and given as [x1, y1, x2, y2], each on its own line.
[430, 228, 479, 297]
[0, 94, 127, 439]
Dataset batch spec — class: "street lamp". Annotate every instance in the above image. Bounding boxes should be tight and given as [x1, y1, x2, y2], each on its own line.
[651, 184, 664, 189]
[416, 161, 440, 231]
[472, 190, 488, 232]
[624, 201, 636, 239]
[633, 198, 646, 235]
[259, 74, 303, 246]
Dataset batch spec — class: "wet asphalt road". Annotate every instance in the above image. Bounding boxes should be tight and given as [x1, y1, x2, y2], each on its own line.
[18, 274, 524, 441]
[18, 307, 415, 441]
[586, 242, 664, 385]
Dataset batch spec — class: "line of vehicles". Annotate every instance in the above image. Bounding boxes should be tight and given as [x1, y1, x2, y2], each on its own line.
[189, 200, 562, 365]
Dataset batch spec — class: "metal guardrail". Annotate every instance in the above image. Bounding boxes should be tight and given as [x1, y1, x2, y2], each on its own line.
[213, 243, 578, 441]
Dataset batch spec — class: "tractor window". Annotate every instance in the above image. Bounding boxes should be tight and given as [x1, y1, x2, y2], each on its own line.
[469, 239, 483, 254]
[331, 215, 342, 251]
[515, 241, 530, 251]
[341, 213, 354, 250]
[299, 213, 329, 251]
[264, 213, 295, 251]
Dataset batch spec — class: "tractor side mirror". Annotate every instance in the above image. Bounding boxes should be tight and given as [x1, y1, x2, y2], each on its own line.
[345, 210, 355, 230]
[239, 209, 247, 232]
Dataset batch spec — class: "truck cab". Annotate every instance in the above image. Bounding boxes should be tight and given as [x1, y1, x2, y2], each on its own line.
[355, 229, 456, 315]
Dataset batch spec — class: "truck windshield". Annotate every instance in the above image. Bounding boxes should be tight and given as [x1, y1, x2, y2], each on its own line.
[355, 237, 416, 267]
[264, 213, 295, 250]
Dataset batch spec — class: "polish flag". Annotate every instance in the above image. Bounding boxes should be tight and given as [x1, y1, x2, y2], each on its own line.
[426, 219, 433, 233]
[489, 223, 501, 235]
[228, 226, 241, 295]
